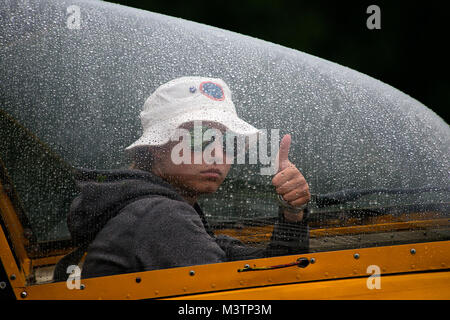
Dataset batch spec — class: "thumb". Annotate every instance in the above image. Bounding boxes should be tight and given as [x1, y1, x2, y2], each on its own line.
[276, 134, 291, 172]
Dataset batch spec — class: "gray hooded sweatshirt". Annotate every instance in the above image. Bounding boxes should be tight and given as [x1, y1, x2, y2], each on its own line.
[67, 168, 309, 279]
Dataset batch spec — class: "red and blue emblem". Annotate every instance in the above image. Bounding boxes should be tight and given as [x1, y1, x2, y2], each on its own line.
[199, 81, 225, 101]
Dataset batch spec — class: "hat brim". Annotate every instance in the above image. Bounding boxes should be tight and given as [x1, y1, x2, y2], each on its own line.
[125, 108, 260, 151]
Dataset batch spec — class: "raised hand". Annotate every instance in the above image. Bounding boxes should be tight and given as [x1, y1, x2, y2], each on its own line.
[272, 134, 310, 222]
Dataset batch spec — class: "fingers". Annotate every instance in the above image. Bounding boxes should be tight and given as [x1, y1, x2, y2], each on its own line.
[277, 179, 310, 205]
[273, 165, 311, 207]
[282, 189, 310, 206]
[274, 175, 308, 195]
[272, 164, 300, 187]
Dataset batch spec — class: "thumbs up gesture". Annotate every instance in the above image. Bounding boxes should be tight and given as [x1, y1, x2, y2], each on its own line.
[272, 134, 311, 222]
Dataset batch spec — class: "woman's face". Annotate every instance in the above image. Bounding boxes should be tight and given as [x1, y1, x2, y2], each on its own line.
[150, 121, 232, 196]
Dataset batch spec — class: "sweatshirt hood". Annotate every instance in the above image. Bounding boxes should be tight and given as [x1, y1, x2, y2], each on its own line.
[67, 168, 185, 245]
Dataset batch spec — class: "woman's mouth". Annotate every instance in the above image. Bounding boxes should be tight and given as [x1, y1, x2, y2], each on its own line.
[199, 169, 222, 178]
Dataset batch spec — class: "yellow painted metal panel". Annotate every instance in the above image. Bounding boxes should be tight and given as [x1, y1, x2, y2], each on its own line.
[0, 180, 31, 276]
[0, 217, 26, 295]
[14, 241, 450, 300]
[171, 271, 450, 300]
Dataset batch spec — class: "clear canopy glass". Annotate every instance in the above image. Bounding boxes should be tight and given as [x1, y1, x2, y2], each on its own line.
[0, 0, 448, 274]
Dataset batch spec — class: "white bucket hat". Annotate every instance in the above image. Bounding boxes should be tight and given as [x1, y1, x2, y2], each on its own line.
[125, 76, 260, 151]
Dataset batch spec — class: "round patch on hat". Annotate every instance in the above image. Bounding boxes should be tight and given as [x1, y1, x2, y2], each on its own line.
[200, 81, 225, 101]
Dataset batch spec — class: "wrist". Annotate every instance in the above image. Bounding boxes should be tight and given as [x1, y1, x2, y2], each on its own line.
[277, 194, 308, 212]
[282, 209, 305, 223]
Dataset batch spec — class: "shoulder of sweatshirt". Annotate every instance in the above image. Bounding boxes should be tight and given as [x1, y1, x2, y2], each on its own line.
[109, 195, 205, 232]
[88, 195, 205, 249]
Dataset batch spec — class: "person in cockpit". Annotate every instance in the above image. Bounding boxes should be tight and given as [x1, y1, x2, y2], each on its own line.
[67, 76, 311, 278]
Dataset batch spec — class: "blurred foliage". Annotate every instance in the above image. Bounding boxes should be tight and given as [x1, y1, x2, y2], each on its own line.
[106, 0, 449, 123]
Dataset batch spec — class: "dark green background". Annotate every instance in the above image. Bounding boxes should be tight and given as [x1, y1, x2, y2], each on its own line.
[104, 0, 449, 123]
